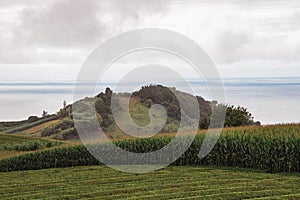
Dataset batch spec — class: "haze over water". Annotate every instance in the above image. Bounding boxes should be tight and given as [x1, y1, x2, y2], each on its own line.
[0, 77, 299, 125]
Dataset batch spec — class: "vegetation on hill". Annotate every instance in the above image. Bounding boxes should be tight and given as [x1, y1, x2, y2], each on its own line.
[42, 85, 259, 140]
[0, 134, 62, 159]
[0, 134, 61, 149]
[0, 85, 259, 140]
[0, 115, 58, 134]
[41, 118, 76, 140]
[23, 119, 61, 136]
[0, 120, 27, 131]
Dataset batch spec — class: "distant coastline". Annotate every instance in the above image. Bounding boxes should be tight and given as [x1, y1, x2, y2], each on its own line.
[0, 77, 299, 124]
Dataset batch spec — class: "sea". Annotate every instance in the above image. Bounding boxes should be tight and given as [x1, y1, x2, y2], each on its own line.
[0, 77, 299, 125]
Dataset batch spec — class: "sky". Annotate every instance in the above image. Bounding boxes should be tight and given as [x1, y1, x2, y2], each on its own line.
[0, 0, 300, 123]
[0, 0, 300, 81]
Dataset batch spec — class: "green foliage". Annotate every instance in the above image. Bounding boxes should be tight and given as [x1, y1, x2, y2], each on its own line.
[0, 121, 26, 128]
[95, 88, 114, 130]
[199, 118, 210, 129]
[1, 141, 59, 151]
[133, 85, 258, 129]
[57, 105, 72, 118]
[161, 119, 179, 133]
[1, 124, 300, 173]
[27, 116, 39, 123]
[224, 105, 260, 127]
[0, 145, 99, 171]
[42, 86, 259, 140]
[0, 134, 62, 152]
[0, 120, 28, 131]
[5, 115, 59, 133]
[200, 104, 259, 129]
[52, 128, 77, 140]
[133, 85, 211, 121]
[41, 117, 77, 139]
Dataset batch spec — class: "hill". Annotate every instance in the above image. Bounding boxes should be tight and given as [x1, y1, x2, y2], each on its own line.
[38, 85, 260, 140]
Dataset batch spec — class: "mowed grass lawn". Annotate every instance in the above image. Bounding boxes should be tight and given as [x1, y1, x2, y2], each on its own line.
[1, 166, 300, 199]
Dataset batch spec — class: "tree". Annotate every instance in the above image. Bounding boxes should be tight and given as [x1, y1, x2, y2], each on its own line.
[42, 110, 48, 117]
[63, 100, 67, 109]
[224, 105, 257, 127]
[199, 104, 260, 129]
[57, 105, 71, 118]
[105, 87, 112, 97]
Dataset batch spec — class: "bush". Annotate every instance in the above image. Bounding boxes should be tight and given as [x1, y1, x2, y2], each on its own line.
[52, 128, 77, 140]
[27, 116, 39, 123]
[41, 118, 77, 138]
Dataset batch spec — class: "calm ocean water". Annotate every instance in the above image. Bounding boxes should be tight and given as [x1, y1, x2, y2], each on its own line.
[0, 77, 299, 124]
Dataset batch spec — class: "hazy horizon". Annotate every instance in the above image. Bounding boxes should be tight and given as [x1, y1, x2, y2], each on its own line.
[0, 76, 299, 125]
[0, 0, 299, 125]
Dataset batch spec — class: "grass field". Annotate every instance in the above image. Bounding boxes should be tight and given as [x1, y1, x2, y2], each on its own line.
[0, 134, 62, 159]
[1, 165, 300, 199]
[1, 115, 58, 134]
[22, 119, 61, 136]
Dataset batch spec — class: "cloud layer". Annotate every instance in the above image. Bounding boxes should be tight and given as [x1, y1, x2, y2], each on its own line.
[0, 0, 167, 64]
[0, 0, 299, 78]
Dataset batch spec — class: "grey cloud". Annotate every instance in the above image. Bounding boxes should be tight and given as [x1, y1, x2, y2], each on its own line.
[0, 0, 46, 9]
[15, 0, 105, 48]
[214, 29, 300, 65]
[1, 0, 299, 71]
[0, 0, 169, 64]
[228, 0, 300, 8]
[216, 30, 250, 63]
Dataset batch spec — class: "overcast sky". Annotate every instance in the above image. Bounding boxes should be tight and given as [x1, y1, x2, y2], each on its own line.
[0, 0, 300, 81]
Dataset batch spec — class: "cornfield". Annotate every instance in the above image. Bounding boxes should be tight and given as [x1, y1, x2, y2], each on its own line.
[0, 124, 299, 173]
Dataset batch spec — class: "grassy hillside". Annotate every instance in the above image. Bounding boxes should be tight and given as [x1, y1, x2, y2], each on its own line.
[23, 119, 61, 136]
[1, 165, 300, 199]
[0, 120, 27, 131]
[0, 116, 73, 160]
[0, 115, 59, 134]
[0, 134, 63, 159]
[43, 85, 257, 140]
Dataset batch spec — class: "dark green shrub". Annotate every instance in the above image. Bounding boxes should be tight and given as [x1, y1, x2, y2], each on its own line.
[27, 116, 39, 123]
[41, 118, 77, 138]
